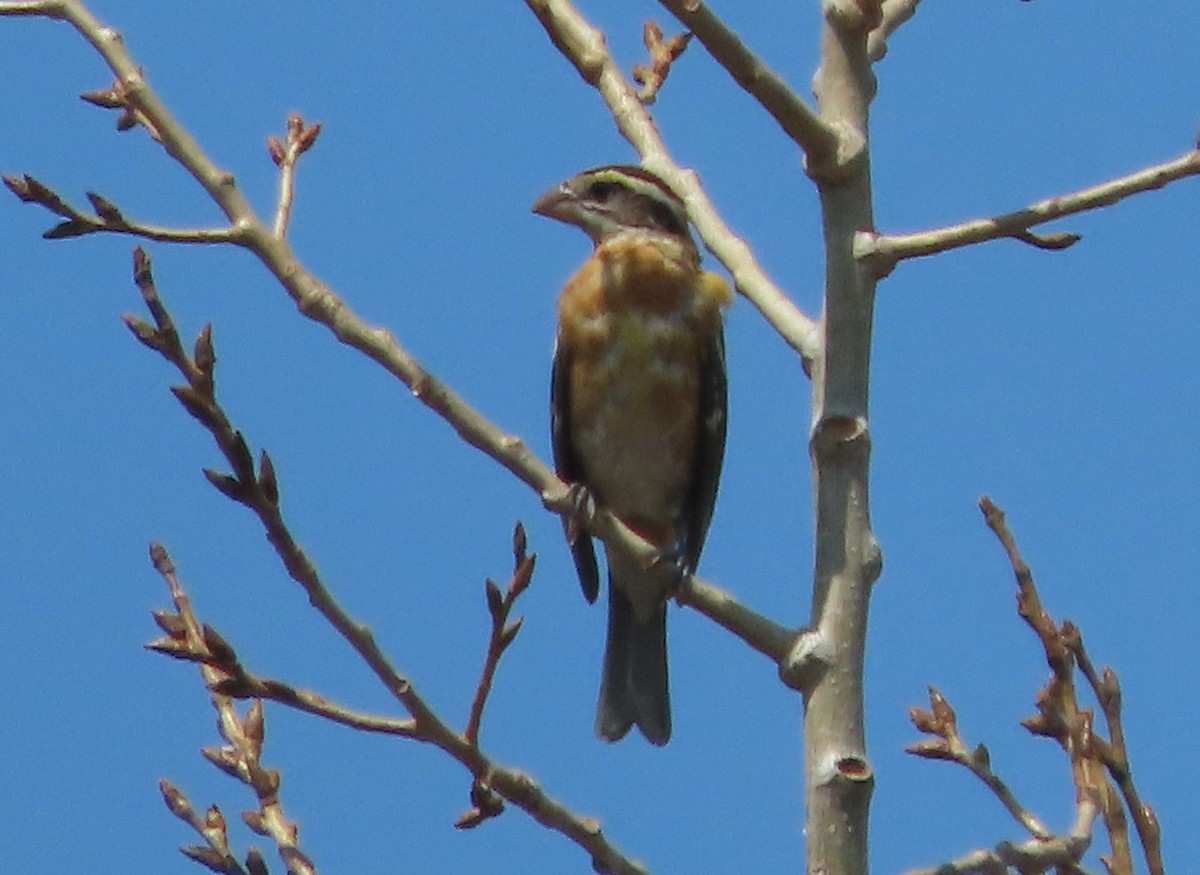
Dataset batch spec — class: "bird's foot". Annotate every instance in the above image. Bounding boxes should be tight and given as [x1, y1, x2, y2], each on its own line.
[649, 542, 692, 599]
[561, 482, 596, 546]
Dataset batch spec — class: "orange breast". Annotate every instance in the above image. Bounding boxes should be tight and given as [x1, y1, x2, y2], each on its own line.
[557, 234, 729, 544]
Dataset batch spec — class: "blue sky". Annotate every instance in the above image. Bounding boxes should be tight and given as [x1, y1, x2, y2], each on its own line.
[1, 2, 1197, 873]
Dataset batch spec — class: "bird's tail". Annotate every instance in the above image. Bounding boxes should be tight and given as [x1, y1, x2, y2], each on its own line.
[595, 579, 670, 746]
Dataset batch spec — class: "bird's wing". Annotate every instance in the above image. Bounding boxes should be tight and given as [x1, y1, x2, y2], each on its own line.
[683, 327, 728, 572]
[551, 338, 601, 603]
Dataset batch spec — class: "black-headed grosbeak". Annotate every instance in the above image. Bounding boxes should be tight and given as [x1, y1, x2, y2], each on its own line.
[533, 165, 731, 745]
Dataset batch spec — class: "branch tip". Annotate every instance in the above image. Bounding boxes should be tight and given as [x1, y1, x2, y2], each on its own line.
[631, 20, 692, 104]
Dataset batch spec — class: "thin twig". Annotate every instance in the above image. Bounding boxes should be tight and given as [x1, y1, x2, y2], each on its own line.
[630, 20, 691, 104]
[457, 524, 537, 829]
[266, 113, 322, 239]
[213, 674, 419, 738]
[3, 174, 237, 242]
[1065, 636, 1164, 875]
[150, 544, 317, 875]
[858, 148, 1200, 274]
[465, 524, 535, 749]
[908, 687, 1052, 839]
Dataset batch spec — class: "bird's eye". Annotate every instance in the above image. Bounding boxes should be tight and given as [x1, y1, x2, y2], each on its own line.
[587, 181, 621, 202]
[649, 201, 687, 237]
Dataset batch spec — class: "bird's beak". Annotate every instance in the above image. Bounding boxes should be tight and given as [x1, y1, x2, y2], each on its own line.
[531, 183, 580, 225]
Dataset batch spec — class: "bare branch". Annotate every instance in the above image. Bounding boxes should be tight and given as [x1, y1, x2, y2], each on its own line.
[131, 259, 648, 874]
[1065, 635, 1165, 875]
[2, 4, 791, 658]
[903, 496, 1173, 875]
[867, 0, 923, 62]
[267, 112, 322, 239]
[525, 0, 822, 366]
[211, 674, 419, 739]
[907, 687, 1052, 839]
[677, 575, 794, 664]
[150, 544, 317, 875]
[3, 174, 238, 242]
[1, 3, 260, 225]
[630, 20, 691, 104]
[0, 1, 70, 16]
[902, 800, 1099, 875]
[465, 524, 537, 749]
[656, 0, 843, 176]
[858, 148, 1200, 274]
[979, 496, 1162, 875]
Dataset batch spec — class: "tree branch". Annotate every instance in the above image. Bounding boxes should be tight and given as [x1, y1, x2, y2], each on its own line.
[678, 575, 795, 663]
[130, 256, 649, 875]
[150, 544, 317, 875]
[655, 0, 843, 177]
[800, 3, 883, 874]
[525, 0, 822, 367]
[464, 525, 536, 750]
[857, 148, 1200, 275]
[979, 496, 1163, 875]
[266, 113, 322, 239]
[902, 800, 1098, 875]
[3, 174, 240, 242]
[908, 687, 1053, 840]
[1065, 635, 1164, 875]
[866, 0, 923, 62]
[3, 1, 791, 659]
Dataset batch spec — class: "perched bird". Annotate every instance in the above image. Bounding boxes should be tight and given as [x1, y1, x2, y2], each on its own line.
[533, 165, 731, 745]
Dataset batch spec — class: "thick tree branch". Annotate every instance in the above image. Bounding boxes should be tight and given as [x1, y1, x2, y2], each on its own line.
[525, 0, 822, 367]
[0, 1, 68, 18]
[800, 4, 883, 875]
[858, 148, 1200, 275]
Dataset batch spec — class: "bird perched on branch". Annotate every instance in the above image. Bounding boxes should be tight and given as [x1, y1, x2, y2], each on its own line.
[533, 165, 731, 745]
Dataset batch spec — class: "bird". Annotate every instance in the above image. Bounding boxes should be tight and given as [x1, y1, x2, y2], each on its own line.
[532, 165, 731, 745]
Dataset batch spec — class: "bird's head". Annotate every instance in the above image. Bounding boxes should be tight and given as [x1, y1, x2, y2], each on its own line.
[532, 165, 695, 249]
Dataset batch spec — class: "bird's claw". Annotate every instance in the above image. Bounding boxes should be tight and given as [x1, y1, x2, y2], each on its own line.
[562, 482, 596, 546]
[649, 543, 691, 598]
